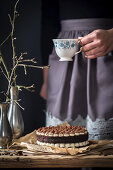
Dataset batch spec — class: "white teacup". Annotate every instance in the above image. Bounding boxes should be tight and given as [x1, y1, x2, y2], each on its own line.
[53, 39, 82, 61]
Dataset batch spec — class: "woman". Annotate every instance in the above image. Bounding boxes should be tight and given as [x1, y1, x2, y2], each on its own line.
[40, 0, 113, 140]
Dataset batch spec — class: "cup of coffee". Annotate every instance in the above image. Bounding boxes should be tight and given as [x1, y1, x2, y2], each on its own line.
[53, 39, 82, 61]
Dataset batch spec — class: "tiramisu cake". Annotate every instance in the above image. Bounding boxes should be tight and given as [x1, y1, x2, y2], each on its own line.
[36, 125, 89, 148]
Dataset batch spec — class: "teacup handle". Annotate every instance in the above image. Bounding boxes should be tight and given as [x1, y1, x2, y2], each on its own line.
[75, 38, 82, 55]
[75, 47, 82, 55]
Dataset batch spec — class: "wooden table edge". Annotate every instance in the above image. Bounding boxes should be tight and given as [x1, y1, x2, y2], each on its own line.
[0, 154, 113, 168]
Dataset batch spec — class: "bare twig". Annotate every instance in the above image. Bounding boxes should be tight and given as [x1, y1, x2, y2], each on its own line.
[7, 97, 24, 110]
[24, 65, 27, 75]
[0, 32, 12, 48]
[17, 84, 35, 92]
[0, 66, 9, 81]
[0, 50, 10, 79]
[0, 0, 50, 107]
[14, 100, 24, 110]
[8, 0, 20, 86]
[19, 58, 37, 64]
[17, 63, 46, 69]
[18, 52, 27, 60]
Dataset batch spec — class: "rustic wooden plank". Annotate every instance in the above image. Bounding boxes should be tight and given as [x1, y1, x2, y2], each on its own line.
[0, 154, 113, 168]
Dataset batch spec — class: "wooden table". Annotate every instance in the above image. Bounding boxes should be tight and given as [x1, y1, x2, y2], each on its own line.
[0, 152, 113, 168]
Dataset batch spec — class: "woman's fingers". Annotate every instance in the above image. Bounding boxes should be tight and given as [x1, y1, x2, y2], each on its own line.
[79, 29, 113, 59]
[80, 32, 96, 45]
[82, 41, 99, 52]
[85, 51, 106, 59]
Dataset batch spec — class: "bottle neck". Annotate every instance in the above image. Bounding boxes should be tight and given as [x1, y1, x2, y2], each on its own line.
[0, 103, 8, 119]
[10, 86, 19, 100]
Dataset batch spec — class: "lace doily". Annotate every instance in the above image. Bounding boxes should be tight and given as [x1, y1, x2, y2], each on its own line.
[45, 111, 113, 140]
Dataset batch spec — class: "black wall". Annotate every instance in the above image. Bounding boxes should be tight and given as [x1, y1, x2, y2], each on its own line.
[0, 0, 46, 135]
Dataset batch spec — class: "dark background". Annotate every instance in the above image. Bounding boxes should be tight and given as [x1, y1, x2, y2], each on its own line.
[0, 0, 46, 135]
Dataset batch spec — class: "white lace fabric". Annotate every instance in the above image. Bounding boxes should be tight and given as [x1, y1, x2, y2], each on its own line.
[46, 111, 113, 140]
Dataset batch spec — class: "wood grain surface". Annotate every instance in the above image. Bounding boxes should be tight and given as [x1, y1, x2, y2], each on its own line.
[0, 153, 113, 168]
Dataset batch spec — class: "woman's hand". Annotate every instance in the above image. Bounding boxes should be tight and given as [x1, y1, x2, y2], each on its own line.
[80, 28, 113, 59]
[40, 67, 48, 100]
[40, 83, 47, 100]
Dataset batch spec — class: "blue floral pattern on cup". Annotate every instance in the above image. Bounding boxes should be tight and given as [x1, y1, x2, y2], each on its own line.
[54, 40, 76, 49]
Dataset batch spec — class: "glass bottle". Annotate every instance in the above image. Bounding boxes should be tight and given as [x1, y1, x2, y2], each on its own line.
[7, 86, 24, 139]
[0, 103, 12, 148]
